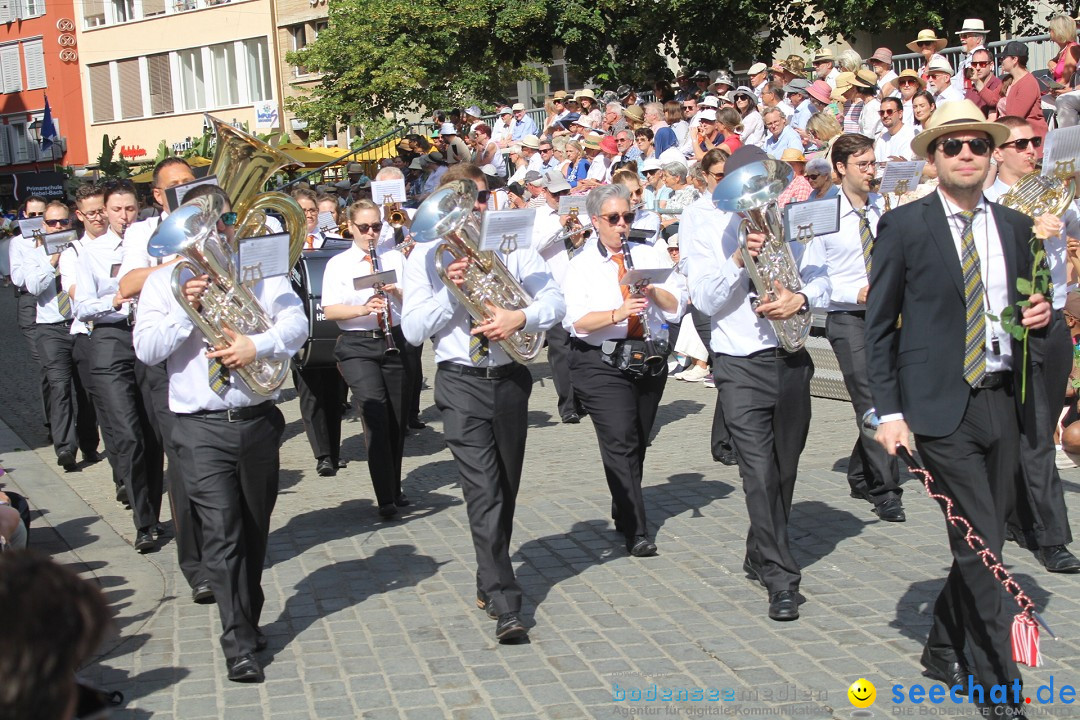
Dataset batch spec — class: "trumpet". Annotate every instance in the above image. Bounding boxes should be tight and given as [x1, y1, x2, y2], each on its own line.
[619, 231, 668, 375]
[546, 207, 592, 252]
[368, 237, 400, 356]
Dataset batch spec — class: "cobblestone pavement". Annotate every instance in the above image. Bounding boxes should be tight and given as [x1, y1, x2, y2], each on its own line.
[1, 288, 1079, 720]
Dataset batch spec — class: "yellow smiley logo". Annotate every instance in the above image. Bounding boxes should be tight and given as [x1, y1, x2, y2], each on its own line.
[848, 678, 876, 708]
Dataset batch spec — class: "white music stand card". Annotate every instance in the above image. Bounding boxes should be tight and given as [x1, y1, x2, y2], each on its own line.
[353, 270, 397, 291]
[238, 232, 290, 283]
[18, 217, 43, 238]
[165, 175, 219, 212]
[43, 229, 78, 255]
[784, 197, 840, 243]
[878, 161, 924, 195]
[619, 267, 673, 286]
[1043, 126, 1080, 179]
[558, 194, 589, 215]
[479, 209, 536, 253]
[371, 179, 407, 206]
[317, 211, 341, 237]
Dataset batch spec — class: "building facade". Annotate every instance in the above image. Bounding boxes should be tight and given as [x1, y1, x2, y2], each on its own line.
[74, 0, 283, 162]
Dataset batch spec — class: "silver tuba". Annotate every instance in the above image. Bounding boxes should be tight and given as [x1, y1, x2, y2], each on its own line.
[147, 193, 290, 395]
[712, 157, 810, 353]
[410, 179, 544, 362]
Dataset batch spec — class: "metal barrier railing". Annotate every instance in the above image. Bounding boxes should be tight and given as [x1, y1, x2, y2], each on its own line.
[890, 34, 1055, 73]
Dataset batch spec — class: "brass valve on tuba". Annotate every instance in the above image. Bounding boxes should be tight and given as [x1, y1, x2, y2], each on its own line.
[409, 179, 545, 363]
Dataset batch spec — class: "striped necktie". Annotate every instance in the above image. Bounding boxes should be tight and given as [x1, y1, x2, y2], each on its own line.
[468, 319, 489, 364]
[55, 275, 71, 319]
[958, 209, 986, 387]
[207, 347, 230, 398]
[856, 207, 874, 276]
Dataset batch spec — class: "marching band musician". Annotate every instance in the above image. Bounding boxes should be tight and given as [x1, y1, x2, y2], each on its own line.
[116, 158, 210, 602]
[401, 163, 565, 643]
[984, 116, 1080, 573]
[611, 169, 662, 245]
[74, 180, 164, 554]
[682, 146, 831, 622]
[563, 183, 687, 557]
[817, 133, 905, 522]
[19, 200, 99, 471]
[321, 200, 412, 519]
[292, 187, 349, 477]
[133, 185, 307, 684]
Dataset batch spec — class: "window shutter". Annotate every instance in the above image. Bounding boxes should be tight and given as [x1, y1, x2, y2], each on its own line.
[147, 53, 172, 115]
[88, 64, 114, 122]
[1, 45, 22, 93]
[0, 123, 9, 165]
[0, 0, 12, 24]
[22, 39, 45, 90]
[9, 123, 28, 163]
[142, 0, 165, 17]
[83, 0, 105, 26]
[116, 58, 142, 119]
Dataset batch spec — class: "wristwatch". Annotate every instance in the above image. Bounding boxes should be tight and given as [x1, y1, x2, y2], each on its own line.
[796, 293, 810, 315]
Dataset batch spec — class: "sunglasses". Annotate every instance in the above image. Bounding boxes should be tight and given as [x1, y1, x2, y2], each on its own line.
[878, 109, 897, 116]
[707, 170, 725, 180]
[898, 78, 919, 85]
[643, 169, 660, 176]
[682, 105, 695, 111]
[805, 174, 822, 181]
[476, 190, 491, 203]
[917, 41, 937, 48]
[999, 137, 1042, 151]
[220, 212, 238, 226]
[352, 222, 384, 234]
[935, 137, 993, 157]
[25, 211, 43, 217]
[540, 147, 554, 153]
[44, 218, 72, 227]
[970, 61, 991, 68]
[600, 212, 636, 225]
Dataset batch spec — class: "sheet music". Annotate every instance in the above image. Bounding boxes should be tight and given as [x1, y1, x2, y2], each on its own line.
[558, 194, 589, 215]
[1042, 126, 1080, 179]
[352, 269, 397, 291]
[43, 229, 77, 255]
[783, 197, 840, 242]
[619, 267, 673, 286]
[17, 217, 43, 238]
[878, 161, 925, 195]
[237, 232, 290, 282]
[478, 209, 536, 253]
[165, 175, 219, 212]
[371, 179, 407, 206]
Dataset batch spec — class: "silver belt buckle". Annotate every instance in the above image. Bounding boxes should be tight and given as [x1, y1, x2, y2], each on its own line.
[226, 408, 242, 423]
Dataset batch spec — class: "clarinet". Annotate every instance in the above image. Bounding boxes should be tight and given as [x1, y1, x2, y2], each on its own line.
[368, 237, 400, 356]
[619, 232, 668, 372]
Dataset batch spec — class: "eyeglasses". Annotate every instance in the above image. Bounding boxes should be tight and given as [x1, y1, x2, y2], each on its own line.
[878, 109, 898, 116]
[303, 207, 319, 215]
[79, 209, 107, 218]
[917, 41, 937, 48]
[476, 190, 491, 203]
[970, 61, 991, 68]
[707, 169, 725, 180]
[643, 169, 660, 176]
[44, 218, 71, 227]
[540, 147, 553, 153]
[682, 105, 695, 111]
[600, 211, 636, 225]
[25, 211, 43, 217]
[936, 137, 993, 157]
[352, 222, 384, 234]
[897, 78, 919, 85]
[805, 174, 822, 181]
[220, 212, 238, 226]
[847, 159, 878, 172]
[999, 137, 1042, 151]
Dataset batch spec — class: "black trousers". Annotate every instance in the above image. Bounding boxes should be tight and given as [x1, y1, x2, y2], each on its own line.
[1013, 310, 1073, 546]
[35, 322, 78, 459]
[90, 325, 163, 531]
[916, 383, 1021, 693]
[715, 349, 813, 593]
[17, 291, 49, 430]
[75, 333, 122, 489]
[825, 312, 902, 504]
[569, 342, 666, 540]
[173, 406, 284, 660]
[693, 306, 731, 456]
[336, 330, 409, 506]
[546, 325, 580, 420]
[139, 359, 206, 588]
[403, 341, 424, 423]
[292, 364, 347, 462]
[434, 363, 531, 616]
[70, 333, 101, 456]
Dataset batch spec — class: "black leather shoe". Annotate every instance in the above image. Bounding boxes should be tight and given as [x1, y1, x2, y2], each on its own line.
[408, 418, 427, 429]
[57, 450, 77, 471]
[192, 581, 215, 604]
[316, 458, 336, 477]
[134, 530, 156, 554]
[920, 645, 968, 691]
[476, 592, 499, 619]
[743, 556, 766, 588]
[378, 503, 399, 519]
[151, 523, 167, 538]
[336, 458, 347, 469]
[83, 449, 102, 463]
[226, 653, 264, 683]
[1038, 545, 1080, 573]
[255, 631, 268, 652]
[394, 493, 411, 508]
[874, 498, 907, 522]
[768, 590, 800, 621]
[627, 535, 658, 557]
[115, 485, 131, 507]
[561, 413, 581, 424]
[495, 612, 528, 642]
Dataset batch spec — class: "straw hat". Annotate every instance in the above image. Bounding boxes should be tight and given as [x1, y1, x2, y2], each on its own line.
[906, 29, 948, 53]
[574, 88, 596, 101]
[895, 69, 926, 90]
[909, 99, 1011, 159]
[830, 72, 855, 101]
[780, 148, 807, 164]
[520, 134, 541, 150]
[623, 105, 645, 123]
[583, 135, 602, 151]
[955, 18, 988, 35]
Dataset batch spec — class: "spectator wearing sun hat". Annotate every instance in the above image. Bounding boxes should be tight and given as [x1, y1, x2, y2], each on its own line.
[747, 62, 770, 102]
[868, 48, 900, 98]
[953, 18, 989, 94]
[905, 29, 949, 81]
[492, 107, 515, 146]
[510, 103, 537, 142]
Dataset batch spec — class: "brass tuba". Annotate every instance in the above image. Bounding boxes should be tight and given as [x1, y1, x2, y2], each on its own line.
[148, 193, 291, 395]
[711, 157, 811, 353]
[409, 179, 545, 362]
[998, 170, 1077, 218]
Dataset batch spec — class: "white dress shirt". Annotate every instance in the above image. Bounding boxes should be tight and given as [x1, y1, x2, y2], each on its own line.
[875, 124, 917, 162]
[563, 238, 687, 345]
[401, 240, 565, 366]
[932, 84, 965, 105]
[533, 205, 573, 287]
[132, 267, 307, 413]
[8, 233, 34, 290]
[817, 191, 884, 311]
[20, 240, 68, 324]
[59, 237, 90, 335]
[740, 110, 766, 148]
[74, 230, 130, 325]
[938, 191, 1012, 371]
[117, 215, 170, 282]
[586, 155, 609, 182]
[321, 242, 406, 331]
[983, 178, 1009, 204]
[681, 207, 831, 356]
[631, 208, 662, 245]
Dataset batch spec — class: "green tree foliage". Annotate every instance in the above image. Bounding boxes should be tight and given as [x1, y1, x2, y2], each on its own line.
[287, 0, 1071, 135]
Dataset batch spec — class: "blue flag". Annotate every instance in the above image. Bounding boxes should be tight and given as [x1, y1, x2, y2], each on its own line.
[40, 95, 57, 153]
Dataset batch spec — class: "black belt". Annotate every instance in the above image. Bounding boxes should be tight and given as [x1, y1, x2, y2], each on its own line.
[343, 329, 387, 339]
[570, 337, 603, 351]
[41, 319, 73, 327]
[971, 372, 1009, 390]
[181, 401, 274, 422]
[744, 346, 800, 359]
[437, 361, 519, 379]
[828, 310, 865, 318]
[93, 320, 132, 330]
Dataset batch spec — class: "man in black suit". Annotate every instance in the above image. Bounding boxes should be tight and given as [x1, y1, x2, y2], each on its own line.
[866, 100, 1050, 714]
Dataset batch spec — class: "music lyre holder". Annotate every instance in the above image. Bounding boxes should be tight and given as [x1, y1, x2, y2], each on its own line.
[892, 179, 911, 196]
[241, 263, 264, 286]
[499, 232, 519, 255]
[794, 222, 815, 244]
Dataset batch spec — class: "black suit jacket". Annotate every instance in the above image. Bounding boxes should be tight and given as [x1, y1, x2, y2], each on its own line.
[865, 191, 1039, 438]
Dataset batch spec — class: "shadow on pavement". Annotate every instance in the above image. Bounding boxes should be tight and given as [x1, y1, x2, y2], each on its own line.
[89, 662, 191, 718]
[650, 398, 706, 442]
[790, 499, 867, 569]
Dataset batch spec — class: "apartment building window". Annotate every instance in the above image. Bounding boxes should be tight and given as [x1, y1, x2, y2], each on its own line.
[147, 54, 173, 115]
[0, 128, 9, 165]
[22, 39, 46, 90]
[111, 0, 134, 23]
[245, 37, 271, 101]
[19, 0, 44, 18]
[211, 42, 239, 106]
[313, 20, 327, 37]
[177, 48, 206, 112]
[142, 0, 166, 17]
[83, 0, 106, 27]
[290, 25, 308, 77]
[117, 58, 143, 119]
[0, 46, 21, 94]
[89, 64, 114, 122]
[8, 119, 30, 164]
